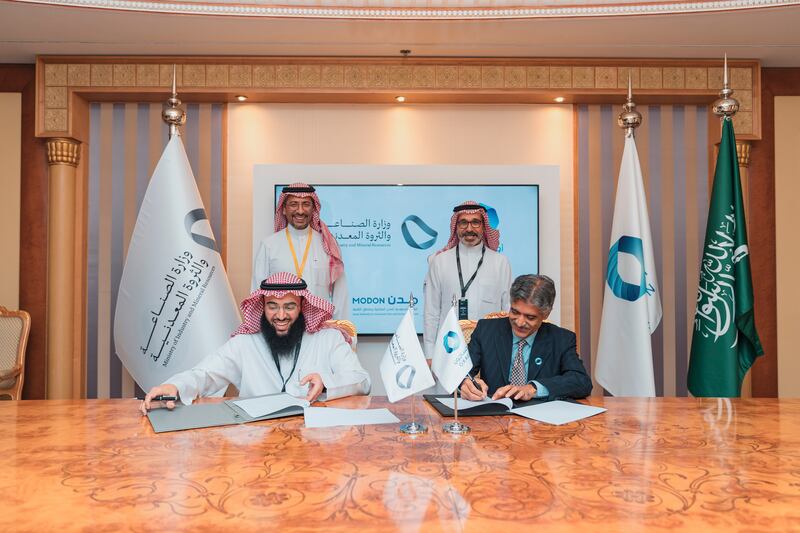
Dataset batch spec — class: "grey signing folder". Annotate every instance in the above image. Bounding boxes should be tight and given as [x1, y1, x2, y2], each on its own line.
[147, 392, 307, 433]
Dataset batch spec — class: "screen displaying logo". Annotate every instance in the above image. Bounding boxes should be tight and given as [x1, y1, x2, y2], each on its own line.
[401, 215, 438, 249]
[479, 203, 499, 229]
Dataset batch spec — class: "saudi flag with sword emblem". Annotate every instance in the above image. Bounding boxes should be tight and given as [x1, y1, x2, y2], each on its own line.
[687, 118, 763, 397]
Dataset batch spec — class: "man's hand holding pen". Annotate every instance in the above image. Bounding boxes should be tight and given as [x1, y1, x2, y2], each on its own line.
[140, 384, 180, 415]
[460, 374, 489, 401]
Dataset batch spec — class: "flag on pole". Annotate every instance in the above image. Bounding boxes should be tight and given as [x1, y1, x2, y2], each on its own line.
[431, 305, 472, 394]
[114, 135, 240, 391]
[595, 134, 662, 397]
[380, 308, 435, 403]
[688, 118, 763, 397]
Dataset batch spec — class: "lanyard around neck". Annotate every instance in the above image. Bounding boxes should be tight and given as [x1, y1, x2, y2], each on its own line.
[285, 226, 313, 279]
[456, 244, 486, 298]
[278, 342, 302, 393]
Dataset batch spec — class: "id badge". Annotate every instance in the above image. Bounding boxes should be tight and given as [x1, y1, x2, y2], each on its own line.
[458, 298, 469, 320]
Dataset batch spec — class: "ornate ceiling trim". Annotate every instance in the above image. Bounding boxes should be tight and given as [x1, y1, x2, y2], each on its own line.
[13, 0, 800, 19]
[36, 56, 761, 141]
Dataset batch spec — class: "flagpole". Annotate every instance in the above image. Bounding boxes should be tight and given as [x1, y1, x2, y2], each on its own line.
[400, 292, 428, 435]
[617, 74, 641, 137]
[712, 53, 739, 121]
[162, 64, 186, 138]
[688, 55, 762, 397]
[443, 295, 470, 435]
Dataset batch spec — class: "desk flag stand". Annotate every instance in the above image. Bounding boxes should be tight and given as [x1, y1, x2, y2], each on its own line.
[442, 391, 471, 434]
[400, 292, 428, 435]
[442, 296, 471, 435]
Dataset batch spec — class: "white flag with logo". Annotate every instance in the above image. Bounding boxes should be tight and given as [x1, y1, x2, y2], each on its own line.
[380, 308, 435, 403]
[595, 134, 662, 397]
[431, 306, 472, 394]
[114, 135, 240, 391]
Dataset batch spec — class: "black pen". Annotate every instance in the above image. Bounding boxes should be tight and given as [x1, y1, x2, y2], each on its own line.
[136, 395, 178, 402]
[466, 374, 487, 398]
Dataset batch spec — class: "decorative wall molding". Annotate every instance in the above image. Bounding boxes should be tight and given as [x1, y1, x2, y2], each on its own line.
[14, 0, 800, 19]
[45, 138, 81, 167]
[36, 56, 761, 140]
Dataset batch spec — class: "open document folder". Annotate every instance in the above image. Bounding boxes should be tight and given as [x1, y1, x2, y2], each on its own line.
[424, 395, 606, 425]
[146, 392, 309, 433]
[147, 393, 400, 433]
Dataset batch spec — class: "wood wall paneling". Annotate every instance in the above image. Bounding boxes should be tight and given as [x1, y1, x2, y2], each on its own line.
[17, 56, 779, 398]
[0, 65, 48, 399]
[747, 68, 800, 397]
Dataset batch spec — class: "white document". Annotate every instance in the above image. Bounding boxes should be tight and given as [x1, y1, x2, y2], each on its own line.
[304, 407, 400, 428]
[438, 397, 513, 411]
[511, 400, 606, 425]
[233, 393, 310, 419]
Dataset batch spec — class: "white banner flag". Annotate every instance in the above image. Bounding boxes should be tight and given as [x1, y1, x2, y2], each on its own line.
[114, 135, 240, 391]
[431, 306, 472, 394]
[595, 135, 662, 397]
[380, 308, 435, 403]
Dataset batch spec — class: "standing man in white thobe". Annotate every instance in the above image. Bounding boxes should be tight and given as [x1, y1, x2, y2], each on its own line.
[423, 200, 512, 357]
[252, 182, 350, 320]
[141, 272, 369, 412]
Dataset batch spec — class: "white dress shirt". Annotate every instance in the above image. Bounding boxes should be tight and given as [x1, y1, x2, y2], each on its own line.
[169, 328, 370, 404]
[252, 224, 350, 320]
[423, 242, 512, 356]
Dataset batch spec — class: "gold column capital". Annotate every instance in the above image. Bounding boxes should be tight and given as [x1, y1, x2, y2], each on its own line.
[46, 137, 81, 167]
[736, 140, 752, 168]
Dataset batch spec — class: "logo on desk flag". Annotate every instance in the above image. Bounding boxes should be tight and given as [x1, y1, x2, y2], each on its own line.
[595, 134, 662, 397]
[431, 305, 472, 394]
[380, 308, 435, 403]
[687, 118, 763, 397]
[114, 135, 240, 391]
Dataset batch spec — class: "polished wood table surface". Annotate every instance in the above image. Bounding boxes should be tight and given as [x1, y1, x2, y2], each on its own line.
[1, 396, 799, 532]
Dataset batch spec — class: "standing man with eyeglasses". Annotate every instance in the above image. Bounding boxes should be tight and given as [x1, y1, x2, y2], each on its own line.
[252, 182, 350, 320]
[422, 200, 512, 357]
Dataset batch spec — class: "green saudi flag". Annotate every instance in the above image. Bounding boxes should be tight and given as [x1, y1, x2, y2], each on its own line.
[687, 118, 763, 397]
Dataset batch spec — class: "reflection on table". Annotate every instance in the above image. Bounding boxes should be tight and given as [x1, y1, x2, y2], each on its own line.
[1, 396, 799, 531]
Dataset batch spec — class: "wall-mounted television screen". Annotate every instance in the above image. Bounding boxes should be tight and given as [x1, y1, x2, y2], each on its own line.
[272, 184, 539, 335]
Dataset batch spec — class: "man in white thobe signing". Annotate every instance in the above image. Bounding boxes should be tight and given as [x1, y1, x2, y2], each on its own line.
[141, 272, 370, 413]
[252, 182, 350, 320]
[423, 200, 512, 357]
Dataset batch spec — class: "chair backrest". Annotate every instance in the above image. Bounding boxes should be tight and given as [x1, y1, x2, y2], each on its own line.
[483, 311, 509, 320]
[324, 319, 358, 351]
[0, 306, 31, 400]
[458, 319, 478, 344]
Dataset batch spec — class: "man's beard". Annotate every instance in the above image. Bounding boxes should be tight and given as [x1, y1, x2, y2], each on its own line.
[261, 313, 306, 365]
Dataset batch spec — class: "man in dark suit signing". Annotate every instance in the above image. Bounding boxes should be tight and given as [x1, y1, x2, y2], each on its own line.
[460, 274, 593, 401]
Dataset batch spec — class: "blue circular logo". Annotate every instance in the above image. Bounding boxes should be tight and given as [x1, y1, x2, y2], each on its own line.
[606, 235, 647, 302]
[478, 203, 499, 229]
[401, 215, 438, 249]
[443, 331, 460, 353]
[395, 365, 417, 390]
[534, 357, 543, 366]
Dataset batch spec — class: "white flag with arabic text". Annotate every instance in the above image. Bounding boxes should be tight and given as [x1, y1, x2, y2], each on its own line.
[114, 135, 240, 391]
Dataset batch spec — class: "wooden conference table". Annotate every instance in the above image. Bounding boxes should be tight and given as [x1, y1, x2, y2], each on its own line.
[0, 396, 798, 532]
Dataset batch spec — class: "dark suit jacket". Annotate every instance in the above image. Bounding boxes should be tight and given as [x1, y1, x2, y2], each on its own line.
[467, 318, 593, 400]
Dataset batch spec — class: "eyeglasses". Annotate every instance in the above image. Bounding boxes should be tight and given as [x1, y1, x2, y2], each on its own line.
[265, 302, 299, 312]
[457, 219, 483, 229]
[286, 200, 313, 209]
